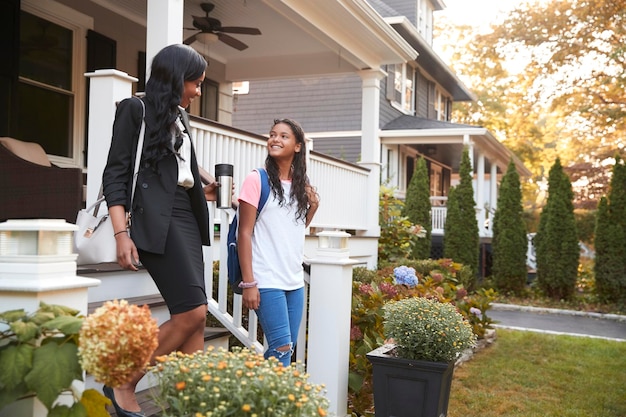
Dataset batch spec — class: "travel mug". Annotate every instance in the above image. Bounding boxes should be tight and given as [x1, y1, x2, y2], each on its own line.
[215, 163, 234, 209]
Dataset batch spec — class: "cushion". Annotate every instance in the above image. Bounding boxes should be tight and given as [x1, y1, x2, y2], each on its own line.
[0, 137, 51, 167]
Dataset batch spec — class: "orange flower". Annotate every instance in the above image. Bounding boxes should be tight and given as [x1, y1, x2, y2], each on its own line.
[241, 404, 251, 412]
[175, 381, 186, 391]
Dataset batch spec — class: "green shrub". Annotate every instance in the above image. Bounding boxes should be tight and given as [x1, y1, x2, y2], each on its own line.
[378, 186, 425, 263]
[403, 157, 432, 259]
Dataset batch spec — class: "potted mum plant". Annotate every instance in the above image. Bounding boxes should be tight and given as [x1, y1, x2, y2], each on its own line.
[366, 296, 476, 417]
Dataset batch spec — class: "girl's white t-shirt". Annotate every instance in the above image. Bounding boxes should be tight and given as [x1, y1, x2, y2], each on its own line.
[238, 170, 305, 290]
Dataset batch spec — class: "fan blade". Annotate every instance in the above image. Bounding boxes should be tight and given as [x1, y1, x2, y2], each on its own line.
[183, 33, 199, 45]
[217, 33, 248, 51]
[219, 26, 261, 35]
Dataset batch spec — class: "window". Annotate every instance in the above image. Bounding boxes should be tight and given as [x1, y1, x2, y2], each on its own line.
[434, 88, 449, 121]
[388, 64, 415, 114]
[18, 0, 91, 165]
[201, 79, 219, 121]
[417, 0, 434, 45]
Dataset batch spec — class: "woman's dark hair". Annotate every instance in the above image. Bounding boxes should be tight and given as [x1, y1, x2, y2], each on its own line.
[143, 44, 207, 168]
[265, 118, 310, 221]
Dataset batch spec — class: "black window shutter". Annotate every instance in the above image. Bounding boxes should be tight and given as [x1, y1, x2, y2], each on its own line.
[0, 0, 20, 137]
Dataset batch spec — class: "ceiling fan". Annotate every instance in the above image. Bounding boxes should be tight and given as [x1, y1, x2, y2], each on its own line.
[183, 2, 261, 51]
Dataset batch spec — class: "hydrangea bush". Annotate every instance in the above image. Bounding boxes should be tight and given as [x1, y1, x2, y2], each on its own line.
[78, 299, 159, 387]
[150, 346, 330, 417]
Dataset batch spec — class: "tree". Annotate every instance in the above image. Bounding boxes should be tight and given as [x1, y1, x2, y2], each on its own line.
[492, 160, 527, 295]
[534, 158, 579, 300]
[594, 158, 626, 304]
[403, 157, 431, 259]
[435, 0, 626, 208]
[444, 147, 479, 275]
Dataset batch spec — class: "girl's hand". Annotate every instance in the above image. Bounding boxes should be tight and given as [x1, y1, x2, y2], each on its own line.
[305, 184, 319, 227]
[242, 287, 261, 310]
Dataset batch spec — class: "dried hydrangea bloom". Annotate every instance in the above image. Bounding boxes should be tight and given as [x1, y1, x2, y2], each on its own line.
[78, 299, 159, 387]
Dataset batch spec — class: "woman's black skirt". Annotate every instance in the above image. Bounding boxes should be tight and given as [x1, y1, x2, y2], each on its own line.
[138, 186, 207, 315]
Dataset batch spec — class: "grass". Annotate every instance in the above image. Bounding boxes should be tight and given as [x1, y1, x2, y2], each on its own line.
[448, 329, 626, 417]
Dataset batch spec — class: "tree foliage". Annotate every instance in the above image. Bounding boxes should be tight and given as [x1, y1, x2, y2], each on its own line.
[403, 157, 432, 259]
[492, 160, 527, 295]
[435, 0, 626, 209]
[594, 158, 626, 304]
[534, 158, 579, 300]
[444, 147, 479, 275]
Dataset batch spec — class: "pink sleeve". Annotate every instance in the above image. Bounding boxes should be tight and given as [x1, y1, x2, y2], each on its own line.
[238, 170, 261, 208]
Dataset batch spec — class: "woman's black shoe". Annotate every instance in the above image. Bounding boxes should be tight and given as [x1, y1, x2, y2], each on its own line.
[102, 385, 146, 417]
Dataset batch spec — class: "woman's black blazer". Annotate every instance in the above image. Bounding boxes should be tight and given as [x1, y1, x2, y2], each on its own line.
[102, 97, 210, 254]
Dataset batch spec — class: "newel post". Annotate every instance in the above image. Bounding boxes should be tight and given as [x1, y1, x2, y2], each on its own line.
[306, 231, 358, 417]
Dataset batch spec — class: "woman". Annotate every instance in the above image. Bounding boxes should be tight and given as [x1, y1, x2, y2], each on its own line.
[237, 118, 319, 367]
[102, 44, 217, 417]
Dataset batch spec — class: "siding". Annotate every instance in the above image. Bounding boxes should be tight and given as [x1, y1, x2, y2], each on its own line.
[370, 0, 416, 25]
[232, 75, 362, 135]
[312, 136, 362, 163]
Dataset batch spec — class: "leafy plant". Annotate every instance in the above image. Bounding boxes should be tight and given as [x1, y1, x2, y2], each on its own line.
[383, 297, 476, 363]
[378, 186, 425, 263]
[150, 346, 330, 417]
[0, 302, 110, 417]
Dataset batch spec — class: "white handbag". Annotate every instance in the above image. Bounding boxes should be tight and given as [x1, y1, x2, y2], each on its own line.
[74, 97, 145, 265]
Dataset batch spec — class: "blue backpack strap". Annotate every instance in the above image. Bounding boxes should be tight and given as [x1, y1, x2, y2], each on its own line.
[257, 168, 270, 215]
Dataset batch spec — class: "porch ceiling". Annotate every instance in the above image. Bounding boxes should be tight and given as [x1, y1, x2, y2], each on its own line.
[381, 124, 531, 177]
[92, 0, 417, 81]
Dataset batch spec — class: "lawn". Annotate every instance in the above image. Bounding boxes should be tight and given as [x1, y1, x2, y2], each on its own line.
[448, 329, 626, 417]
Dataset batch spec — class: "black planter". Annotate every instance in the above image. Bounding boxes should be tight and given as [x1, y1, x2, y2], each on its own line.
[366, 344, 454, 417]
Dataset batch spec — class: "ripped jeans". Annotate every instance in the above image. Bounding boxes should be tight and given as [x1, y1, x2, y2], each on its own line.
[255, 287, 304, 367]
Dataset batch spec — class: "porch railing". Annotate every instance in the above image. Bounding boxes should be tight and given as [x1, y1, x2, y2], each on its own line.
[189, 117, 371, 232]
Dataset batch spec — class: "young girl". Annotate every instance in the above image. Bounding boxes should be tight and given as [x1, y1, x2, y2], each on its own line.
[237, 118, 319, 367]
[102, 44, 218, 417]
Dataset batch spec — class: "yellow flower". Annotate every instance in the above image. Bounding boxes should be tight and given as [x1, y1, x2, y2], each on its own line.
[241, 404, 251, 412]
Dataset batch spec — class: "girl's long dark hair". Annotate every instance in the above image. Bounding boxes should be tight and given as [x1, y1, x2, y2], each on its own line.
[143, 44, 207, 168]
[265, 119, 310, 221]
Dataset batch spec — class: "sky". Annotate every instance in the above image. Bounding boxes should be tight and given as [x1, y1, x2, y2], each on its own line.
[437, 0, 520, 28]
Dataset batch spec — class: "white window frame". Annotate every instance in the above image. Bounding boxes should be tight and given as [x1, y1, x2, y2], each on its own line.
[434, 87, 448, 121]
[417, 0, 434, 45]
[21, 0, 93, 168]
[389, 63, 415, 115]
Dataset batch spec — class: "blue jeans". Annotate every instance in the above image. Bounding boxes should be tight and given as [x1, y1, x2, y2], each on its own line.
[255, 287, 304, 367]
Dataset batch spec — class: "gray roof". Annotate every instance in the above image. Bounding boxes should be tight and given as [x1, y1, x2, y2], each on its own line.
[383, 115, 477, 130]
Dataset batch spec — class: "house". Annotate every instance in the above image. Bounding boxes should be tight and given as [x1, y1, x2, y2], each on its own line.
[0, 0, 529, 415]
[232, 0, 531, 266]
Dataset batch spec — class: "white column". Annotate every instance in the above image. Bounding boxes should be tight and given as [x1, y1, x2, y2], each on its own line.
[146, 0, 185, 80]
[306, 231, 358, 417]
[83, 70, 137, 208]
[0, 219, 100, 417]
[489, 162, 498, 235]
[357, 69, 386, 239]
[476, 152, 485, 235]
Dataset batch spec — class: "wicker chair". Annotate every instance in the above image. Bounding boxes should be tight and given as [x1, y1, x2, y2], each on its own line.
[0, 137, 83, 224]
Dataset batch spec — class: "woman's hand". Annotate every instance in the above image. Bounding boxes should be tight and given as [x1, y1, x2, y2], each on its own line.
[115, 233, 140, 271]
[203, 181, 220, 201]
